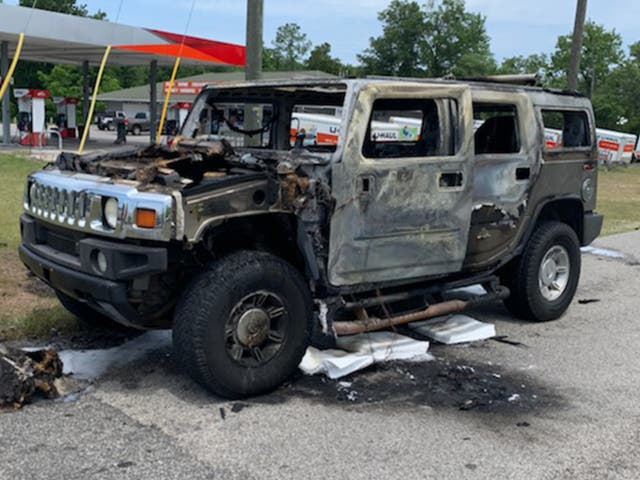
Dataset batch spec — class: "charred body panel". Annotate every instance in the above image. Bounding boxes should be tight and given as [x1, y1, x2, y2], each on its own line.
[329, 82, 475, 286]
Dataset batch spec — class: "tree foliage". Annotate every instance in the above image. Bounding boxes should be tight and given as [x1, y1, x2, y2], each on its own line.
[18, 0, 106, 19]
[423, 0, 495, 77]
[358, 0, 426, 77]
[549, 21, 624, 95]
[265, 23, 312, 71]
[358, 0, 495, 77]
[594, 43, 640, 134]
[306, 43, 343, 75]
[498, 54, 549, 76]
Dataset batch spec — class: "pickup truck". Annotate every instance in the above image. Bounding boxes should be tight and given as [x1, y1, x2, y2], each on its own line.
[127, 112, 151, 136]
[97, 111, 127, 131]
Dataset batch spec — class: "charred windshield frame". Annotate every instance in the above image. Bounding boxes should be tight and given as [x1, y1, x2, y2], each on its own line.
[180, 83, 349, 152]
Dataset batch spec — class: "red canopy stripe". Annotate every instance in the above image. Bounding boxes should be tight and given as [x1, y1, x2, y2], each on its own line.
[148, 29, 245, 66]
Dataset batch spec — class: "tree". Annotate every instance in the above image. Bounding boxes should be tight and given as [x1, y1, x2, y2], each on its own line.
[18, 0, 106, 19]
[306, 43, 343, 75]
[358, 0, 495, 77]
[593, 42, 640, 133]
[422, 0, 495, 77]
[358, 0, 426, 76]
[37, 65, 120, 122]
[268, 23, 312, 71]
[549, 21, 624, 96]
[499, 54, 549, 76]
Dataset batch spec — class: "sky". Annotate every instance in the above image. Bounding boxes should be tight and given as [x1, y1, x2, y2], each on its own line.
[5, 0, 640, 64]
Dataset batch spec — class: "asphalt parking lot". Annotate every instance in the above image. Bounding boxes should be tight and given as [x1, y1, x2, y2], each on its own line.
[1, 231, 640, 480]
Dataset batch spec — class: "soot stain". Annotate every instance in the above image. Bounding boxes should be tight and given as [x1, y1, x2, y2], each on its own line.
[255, 358, 564, 415]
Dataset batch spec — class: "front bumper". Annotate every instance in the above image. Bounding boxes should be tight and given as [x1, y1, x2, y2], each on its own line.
[20, 214, 169, 328]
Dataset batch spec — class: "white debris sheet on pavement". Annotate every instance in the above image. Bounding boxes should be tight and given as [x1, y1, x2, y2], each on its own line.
[408, 314, 496, 345]
[58, 331, 172, 380]
[299, 331, 432, 379]
[581, 246, 625, 259]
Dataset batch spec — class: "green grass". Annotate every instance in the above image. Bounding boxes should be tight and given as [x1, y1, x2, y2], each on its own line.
[0, 154, 78, 341]
[597, 164, 640, 237]
[0, 154, 45, 250]
[0, 306, 79, 342]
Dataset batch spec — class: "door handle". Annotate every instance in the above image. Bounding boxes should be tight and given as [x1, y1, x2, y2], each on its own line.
[358, 175, 375, 195]
[516, 167, 530, 181]
[439, 172, 464, 189]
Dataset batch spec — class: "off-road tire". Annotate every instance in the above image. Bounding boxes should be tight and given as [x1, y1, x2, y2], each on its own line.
[55, 291, 136, 331]
[502, 221, 581, 322]
[173, 251, 312, 399]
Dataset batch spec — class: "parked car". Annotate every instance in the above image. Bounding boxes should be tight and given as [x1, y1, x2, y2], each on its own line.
[97, 111, 127, 131]
[20, 77, 602, 398]
[127, 112, 151, 136]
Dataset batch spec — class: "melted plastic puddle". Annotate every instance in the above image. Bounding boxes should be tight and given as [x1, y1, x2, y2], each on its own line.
[57, 331, 172, 380]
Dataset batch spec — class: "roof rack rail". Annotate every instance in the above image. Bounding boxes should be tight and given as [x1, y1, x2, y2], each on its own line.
[365, 73, 542, 87]
[455, 73, 541, 86]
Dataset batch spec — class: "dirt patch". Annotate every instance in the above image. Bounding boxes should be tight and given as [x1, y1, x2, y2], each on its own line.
[0, 250, 57, 320]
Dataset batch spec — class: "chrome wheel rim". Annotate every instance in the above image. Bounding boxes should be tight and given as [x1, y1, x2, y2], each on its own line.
[225, 291, 288, 367]
[538, 245, 570, 302]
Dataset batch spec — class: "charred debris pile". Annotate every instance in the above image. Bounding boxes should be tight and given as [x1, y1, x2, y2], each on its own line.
[52, 140, 326, 196]
[0, 346, 65, 409]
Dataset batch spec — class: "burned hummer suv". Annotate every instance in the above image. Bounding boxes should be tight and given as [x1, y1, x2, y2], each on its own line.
[20, 78, 602, 398]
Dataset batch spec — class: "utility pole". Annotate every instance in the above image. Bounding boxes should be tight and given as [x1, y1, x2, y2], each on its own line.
[245, 0, 263, 81]
[245, 0, 263, 146]
[1, 41, 10, 146]
[568, 0, 587, 91]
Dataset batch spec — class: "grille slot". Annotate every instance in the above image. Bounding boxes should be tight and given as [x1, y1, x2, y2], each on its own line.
[43, 229, 78, 257]
[31, 182, 88, 224]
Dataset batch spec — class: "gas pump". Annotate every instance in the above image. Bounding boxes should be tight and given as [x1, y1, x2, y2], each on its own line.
[168, 102, 192, 136]
[54, 97, 78, 138]
[14, 88, 50, 147]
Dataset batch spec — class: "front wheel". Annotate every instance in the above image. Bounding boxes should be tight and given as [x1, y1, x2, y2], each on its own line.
[502, 222, 581, 322]
[173, 251, 312, 398]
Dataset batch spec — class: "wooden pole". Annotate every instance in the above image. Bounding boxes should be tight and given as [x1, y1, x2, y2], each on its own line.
[568, 0, 588, 91]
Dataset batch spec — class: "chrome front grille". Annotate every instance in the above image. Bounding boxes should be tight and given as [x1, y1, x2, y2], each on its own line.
[24, 169, 176, 242]
[30, 183, 91, 226]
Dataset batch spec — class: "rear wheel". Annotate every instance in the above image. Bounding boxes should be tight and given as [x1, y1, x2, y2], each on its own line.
[502, 222, 581, 322]
[132, 125, 141, 136]
[107, 122, 115, 131]
[173, 251, 312, 398]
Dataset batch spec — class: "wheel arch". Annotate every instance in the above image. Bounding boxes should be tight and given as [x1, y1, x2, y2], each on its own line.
[198, 213, 312, 278]
[528, 196, 585, 245]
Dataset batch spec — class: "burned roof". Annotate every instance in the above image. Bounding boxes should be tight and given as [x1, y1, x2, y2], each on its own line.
[197, 76, 586, 100]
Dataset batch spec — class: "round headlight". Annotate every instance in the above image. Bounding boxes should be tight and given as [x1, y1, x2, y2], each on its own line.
[103, 197, 119, 229]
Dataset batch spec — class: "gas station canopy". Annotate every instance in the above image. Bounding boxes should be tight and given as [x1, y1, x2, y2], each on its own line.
[0, 3, 246, 67]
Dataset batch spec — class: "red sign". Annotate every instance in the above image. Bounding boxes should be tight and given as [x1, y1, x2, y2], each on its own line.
[163, 81, 207, 95]
[623, 143, 634, 153]
[173, 102, 193, 110]
[598, 140, 619, 151]
[28, 89, 50, 99]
